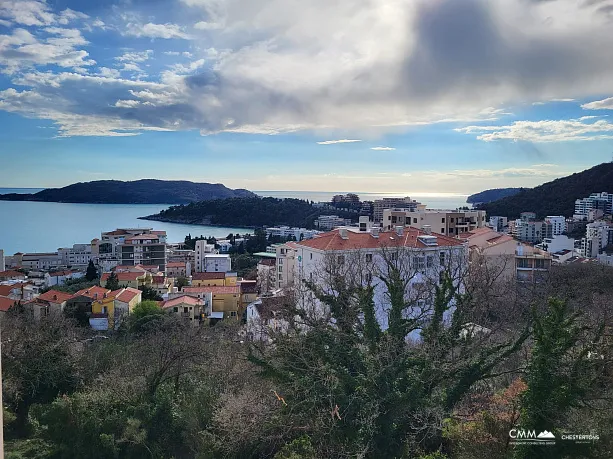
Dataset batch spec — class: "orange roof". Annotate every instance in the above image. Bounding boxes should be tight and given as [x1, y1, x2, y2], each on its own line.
[183, 286, 240, 295]
[37, 290, 73, 303]
[74, 286, 111, 299]
[295, 228, 464, 251]
[101, 272, 144, 282]
[103, 229, 129, 236]
[0, 270, 25, 278]
[113, 265, 147, 272]
[48, 270, 75, 277]
[192, 272, 225, 281]
[167, 262, 186, 268]
[0, 296, 17, 312]
[162, 295, 203, 309]
[116, 287, 141, 303]
[0, 284, 22, 297]
[152, 276, 166, 283]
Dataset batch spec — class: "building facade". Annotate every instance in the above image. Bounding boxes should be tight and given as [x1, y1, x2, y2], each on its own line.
[373, 197, 421, 223]
[265, 226, 321, 241]
[194, 240, 217, 272]
[580, 221, 613, 257]
[382, 208, 487, 237]
[314, 215, 353, 231]
[489, 216, 508, 232]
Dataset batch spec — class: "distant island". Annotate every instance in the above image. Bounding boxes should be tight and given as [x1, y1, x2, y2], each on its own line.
[466, 188, 525, 205]
[140, 197, 358, 228]
[478, 162, 613, 219]
[0, 180, 255, 204]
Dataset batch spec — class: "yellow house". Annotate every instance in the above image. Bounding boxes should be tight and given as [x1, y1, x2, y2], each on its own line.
[91, 287, 142, 330]
[100, 271, 153, 289]
[190, 272, 238, 288]
[162, 295, 204, 326]
[182, 285, 241, 320]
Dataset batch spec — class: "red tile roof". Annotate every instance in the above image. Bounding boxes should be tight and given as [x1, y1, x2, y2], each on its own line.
[116, 287, 141, 303]
[0, 284, 22, 297]
[240, 282, 258, 294]
[37, 290, 73, 303]
[101, 272, 144, 282]
[295, 228, 465, 251]
[258, 259, 276, 267]
[162, 295, 203, 309]
[74, 286, 111, 299]
[192, 272, 225, 281]
[0, 270, 26, 278]
[152, 276, 166, 283]
[48, 270, 75, 277]
[167, 262, 186, 268]
[0, 296, 17, 312]
[183, 286, 240, 295]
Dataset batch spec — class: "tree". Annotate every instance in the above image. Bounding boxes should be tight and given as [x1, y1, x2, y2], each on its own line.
[132, 300, 164, 320]
[86, 260, 98, 281]
[139, 285, 163, 301]
[175, 276, 189, 290]
[104, 271, 120, 291]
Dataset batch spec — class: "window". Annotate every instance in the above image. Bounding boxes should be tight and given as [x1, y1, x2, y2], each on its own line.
[388, 216, 391, 220]
[414, 257, 425, 270]
[230, 311, 237, 317]
[441, 228, 445, 233]
[441, 218, 445, 223]
[426, 256, 434, 268]
[366, 253, 373, 262]
[439, 251, 446, 265]
[184, 306, 189, 313]
[310, 253, 313, 260]
[413, 218, 417, 224]
[278, 274, 283, 280]
[338, 255, 345, 264]
[365, 272, 372, 283]
[535, 259, 546, 269]
[391, 252, 398, 261]
[517, 259, 531, 269]
[278, 258, 283, 265]
[278, 266, 283, 273]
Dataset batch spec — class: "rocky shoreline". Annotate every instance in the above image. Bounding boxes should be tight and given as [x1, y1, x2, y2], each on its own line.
[138, 214, 257, 230]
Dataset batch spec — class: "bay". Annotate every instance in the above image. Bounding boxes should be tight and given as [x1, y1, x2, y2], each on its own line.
[0, 188, 471, 255]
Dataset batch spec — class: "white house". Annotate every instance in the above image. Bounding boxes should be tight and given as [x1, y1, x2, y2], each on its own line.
[204, 254, 232, 273]
[246, 296, 291, 342]
[536, 235, 575, 254]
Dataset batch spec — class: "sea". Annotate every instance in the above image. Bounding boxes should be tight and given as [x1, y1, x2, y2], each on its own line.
[0, 188, 470, 255]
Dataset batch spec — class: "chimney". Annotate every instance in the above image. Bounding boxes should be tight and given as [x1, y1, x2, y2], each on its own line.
[395, 226, 404, 236]
[371, 227, 380, 238]
[94, 293, 98, 299]
[423, 225, 432, 235]
[53, 294, 57, 301]
[339, 228, 349, 239]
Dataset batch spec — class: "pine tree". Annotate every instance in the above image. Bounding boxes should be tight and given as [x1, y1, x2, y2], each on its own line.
[104, 271, 120, 291]
[85, 260, 98, 281]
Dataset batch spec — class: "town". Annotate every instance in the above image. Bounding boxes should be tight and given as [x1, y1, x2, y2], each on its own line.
[1, 191, 612, 331]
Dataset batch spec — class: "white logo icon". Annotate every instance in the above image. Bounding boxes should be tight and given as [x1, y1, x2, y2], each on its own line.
[537, 431, 555, 439]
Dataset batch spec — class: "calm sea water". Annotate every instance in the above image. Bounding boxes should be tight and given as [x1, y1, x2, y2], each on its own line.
[0, 188, 470, 255]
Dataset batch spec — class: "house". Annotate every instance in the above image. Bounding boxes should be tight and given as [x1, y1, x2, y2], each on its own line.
[294, 226, 468, 334]
[151, 275, 173, 297]
[25, 289, 73, 321]
[181, 285, 242, 320]
[0, 283, 26, 300]
[45, 270, 84, 288]
[0, 270, 26, 282]
[191, 272, 238, 287]
[203, 254, 232, 273]
[257, 259, 276, 293]
[161, 295, 205, 326]
[166, 261, 191, 278]
[239, 281, 258, 312]
[90, 287, 143, 330]
[100, 271, 153, 289]
[0, 296, 18, 315]
[246, 296, 292, 342]
[382, 207, 487, 237]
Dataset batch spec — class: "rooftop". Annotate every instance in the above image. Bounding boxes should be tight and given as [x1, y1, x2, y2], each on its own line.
[37, 290, 74, 303]
[0, 296, 16, 312]
[162, 295, 203, 309]
[74, 286, 111, 299]
[101, 272, 146, 282]
[116, 287, 142, 303]
[0, 270, 26, 278]
[183, 286, 240, 295]
[192, 272, 226, 281]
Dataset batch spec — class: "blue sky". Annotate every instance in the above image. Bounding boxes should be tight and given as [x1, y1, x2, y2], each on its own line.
[1, 0, 613, 194]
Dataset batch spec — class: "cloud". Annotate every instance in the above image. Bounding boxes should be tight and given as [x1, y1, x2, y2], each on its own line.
[98, 67, 121, 78]
[92, 19, 106, 28]
[115, 50, 153, 63]
[0, 0, 55, 26]
[125, 22, 190, 40]
[582, 96, 613, 110]
[371, 146, 396, 151]
[317, 139, 362, 145]
[456, 118, 613, 142]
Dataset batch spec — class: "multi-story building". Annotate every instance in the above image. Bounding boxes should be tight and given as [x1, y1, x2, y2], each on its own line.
[257, 258, 276, 293]
[275, 242, 298, 290]
[181, 285, 242, 320]
[58, 244, 92, 267]
[489, 216, 508, 232]
[166, 261, 191, 278]
[580, 221, 613, 257]
[536, 235, 576, 254]
[597, 253, 613, 266]
[544, 216, 567, 237]
[195, 240, 217, 272]
[294, 226, 468, 336]
[515, 244, 552, 283]
[520, 212, 537, 222]
[575, 192, 613, 220]
[382, 208, 487, 237]
[265, 226, 321, 241]
[202, 254, 232, 273]
[119, 231, 167, 273]
[21, 253, 63, 271]
[373, 197, 421, 223]
[314, 215, 353, 231]
[511, 220, 547, 244]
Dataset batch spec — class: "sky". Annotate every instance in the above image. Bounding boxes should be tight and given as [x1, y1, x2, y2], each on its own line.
[1, 0, 613, 194]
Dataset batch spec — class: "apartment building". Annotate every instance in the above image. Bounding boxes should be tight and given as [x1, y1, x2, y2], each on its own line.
[194, 240, 217, 273]
[202, 254, 232, 273]
[119, 230, 167, 273]
[489, 216, 508, 232]
[265, 226, 321, 241]
[515, 244, 552, 283]
[275, 242, 298, 290]
[511, 220, 546, 244]
[166, 261, 191, 278]
[575, 192, 613, 219]
[536, 235, 576, 254]
[544, 216, 567, 237]
[21, 253, 63, 271]
[373, 197, 421, 223]
[580, 221, 613, 258]
[58, 243, 92, 267]
[382, 208, 487, 237]
[314, 215, 353, 231]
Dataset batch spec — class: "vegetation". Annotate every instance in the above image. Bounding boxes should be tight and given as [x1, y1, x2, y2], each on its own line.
[104, 271, 120, 291]
[139, 285, 163, 301]
[85, 260, 98, 282]
[145, 197, 357, 228]
[3, 260, 613, 459]
[175, 276, 189, 290]
[44, 276, 98, 294]
[466, 188, 525, 205]
[0, 179, 255, 204]
[479, 162, 613, 218]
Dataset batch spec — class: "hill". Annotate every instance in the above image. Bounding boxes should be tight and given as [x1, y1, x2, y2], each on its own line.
[466, 188, 525, 205]
[479, 163, 613, 219]
[141, 197, 358, 228]
[0, 180, 255, 204]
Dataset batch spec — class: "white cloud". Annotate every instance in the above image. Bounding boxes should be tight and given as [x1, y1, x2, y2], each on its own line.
[371, 146, 396, 151]
[115, 50, 153, 63]
[194, 20, 223, 30]
[98, 67, 121, 78]
[92, 19, 106, 29]
[582, 96, 613, 110]
[125, 23, 190, 40]
[114, 99, 141, 108]
[164, 51, 181, 56]
[0, 0, 55, 26]
[317, 139, 362, 145]
[456, 118, 613, 142]
[0, 19, 12, 27]
[57, 8, 88, 25]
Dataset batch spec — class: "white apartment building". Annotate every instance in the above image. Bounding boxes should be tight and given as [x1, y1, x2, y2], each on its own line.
[265, 226, 321, 241]
[294, 226, 468, 338]
[275, 242, 298, 290]
[195, 240, 217, 272]
[58, 243, 92, 267]
[597, 253, 613, 266]
[511, 220, 546, 244]
[203, 254, 232, 273]
[373, 197, 421, 223]
[544, 216, 567, 236]
[581, 221, 613, 258]
[575, 192, 613, 219]
[21, 253, 63, 270]
[536, 235, 576, 254]
[314, 215, 353, 231]
[382, 208, 487, 237]
[489, 216, 508, 232]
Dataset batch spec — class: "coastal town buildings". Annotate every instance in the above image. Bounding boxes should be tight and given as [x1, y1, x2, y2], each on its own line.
[373, 197, 421, 223]
[489, 216, 508, 232]
[536, 235, 576, 254]
[580, 221, 613, 258]
[314, 215, 353, 231]
[202, 254, 232, 273]
[119, 231, 167, 273]
[194, 240, 217, 272]
[166, 261, 191, 278]
[265, 226, 321, 241]
[575, 192, 613, 220]
[381, 208, 487, 237]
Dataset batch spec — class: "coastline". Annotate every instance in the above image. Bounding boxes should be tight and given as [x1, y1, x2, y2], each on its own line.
[138, 214, 258, 230]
